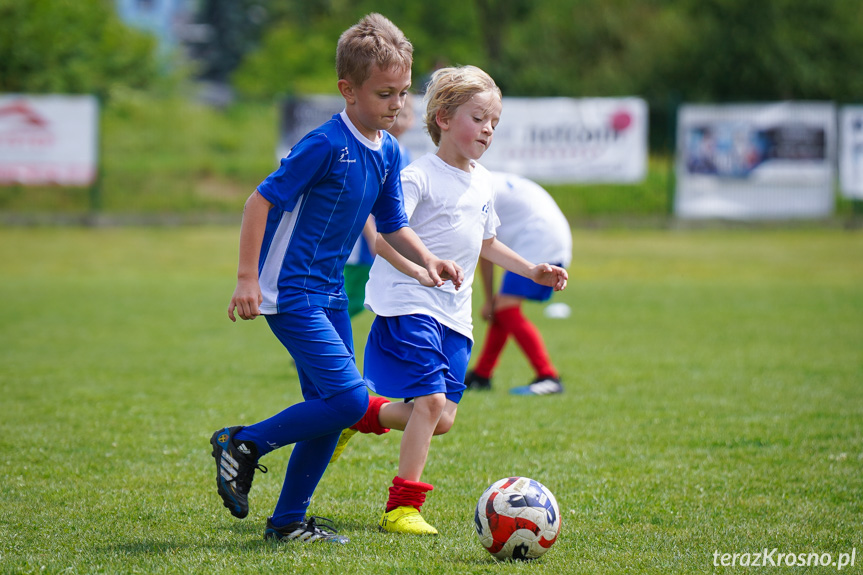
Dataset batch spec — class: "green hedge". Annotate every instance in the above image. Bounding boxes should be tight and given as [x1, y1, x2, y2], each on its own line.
[0, 96, 856, 222]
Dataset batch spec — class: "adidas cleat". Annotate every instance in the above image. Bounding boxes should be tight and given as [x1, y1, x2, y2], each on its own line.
[379, 506, 438, 535]
[264, 516, 349, 544]
[210, 426, 267, 519]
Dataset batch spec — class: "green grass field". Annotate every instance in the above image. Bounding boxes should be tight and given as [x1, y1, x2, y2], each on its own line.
[1, 226, 861, 574]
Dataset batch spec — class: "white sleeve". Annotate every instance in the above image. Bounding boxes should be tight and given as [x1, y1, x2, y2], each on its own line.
[400, 170, 424, 219]
[484, 193, 500, 240]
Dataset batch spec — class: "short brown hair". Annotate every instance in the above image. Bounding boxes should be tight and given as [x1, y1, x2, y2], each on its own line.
[336, 13, 413, 86]
[423, 65, 502, 146]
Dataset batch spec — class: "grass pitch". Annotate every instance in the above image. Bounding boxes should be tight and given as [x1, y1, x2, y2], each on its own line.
[0, 226, 861, 574]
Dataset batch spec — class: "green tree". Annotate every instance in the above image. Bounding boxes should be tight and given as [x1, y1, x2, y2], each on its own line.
[194, 0, 270, 83]
[0, 0, 159, 97]
[231, 0, 484, 97]
[231, 22, 337, 98]
[228, 0, 863, 108]
[657, 0, 863, 102]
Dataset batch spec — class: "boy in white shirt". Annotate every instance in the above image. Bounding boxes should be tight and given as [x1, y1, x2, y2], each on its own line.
[331, 65, 568, 535]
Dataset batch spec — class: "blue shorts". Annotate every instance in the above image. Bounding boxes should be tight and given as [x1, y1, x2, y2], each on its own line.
[364, 314, 472, 404]
[265, 306, 365, 401]
[500, 264, 564, 302]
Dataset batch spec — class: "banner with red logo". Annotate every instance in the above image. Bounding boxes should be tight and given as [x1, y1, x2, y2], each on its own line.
[279, 96, 648, 184]
[0, 95, 99, 186]
[467, 97, 648, 183]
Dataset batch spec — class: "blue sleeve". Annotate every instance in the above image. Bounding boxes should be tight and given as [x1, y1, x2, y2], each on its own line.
[371, 135, 409, 233]
[257, 133, 332, 212]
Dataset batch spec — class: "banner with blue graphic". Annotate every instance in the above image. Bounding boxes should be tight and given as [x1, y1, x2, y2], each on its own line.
[675, 102, 836, 220]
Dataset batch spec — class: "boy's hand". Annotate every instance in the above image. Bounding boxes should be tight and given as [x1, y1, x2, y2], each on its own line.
[426, 258, 464, 290]
[529, 263, 568, 291]
[228, 277, 263, 321]
[480, 298, 495, 321]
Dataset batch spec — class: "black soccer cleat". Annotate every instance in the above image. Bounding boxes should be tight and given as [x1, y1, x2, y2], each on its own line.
[210, 426, 267, 519]
[264, 516, 349, 544]
[464, 370, 492, 391]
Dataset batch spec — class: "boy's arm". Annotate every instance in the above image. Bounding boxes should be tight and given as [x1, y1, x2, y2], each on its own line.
[480, 236, 568, 291]
[479, 258, 495, 301]
[478, 257, 496, 321]
[228, 190, 272, 322]
[378, 227, 464, 289]
[361, 216, 378, 256]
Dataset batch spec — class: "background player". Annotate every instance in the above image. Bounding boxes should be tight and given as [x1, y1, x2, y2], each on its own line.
[465, 171, 572, 395]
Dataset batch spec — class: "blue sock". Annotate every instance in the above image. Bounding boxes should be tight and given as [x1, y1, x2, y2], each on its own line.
[269, 434, 340, 527]
[239, 385, 367, 527]
[236, 385, 368, 458]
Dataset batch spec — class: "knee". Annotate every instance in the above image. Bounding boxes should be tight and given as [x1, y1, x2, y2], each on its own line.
[433, 413, 455, 435]
[330, 385, 369, 427]
[415, 394, 447, 419]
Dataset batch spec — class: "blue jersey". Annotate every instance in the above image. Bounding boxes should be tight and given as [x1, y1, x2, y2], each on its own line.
[347, 139, 413, 267]
[256, 112, 409, 313]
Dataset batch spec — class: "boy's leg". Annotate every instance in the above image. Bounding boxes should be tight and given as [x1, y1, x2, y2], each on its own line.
[379, 393, 445, 536]
[333, 397, 457, 464]
[215, 307, 367, 524]
[396, 393, 446, 481]
[469, 318, 509, 382]
[361, 315, 469, 534]
[492, 270, 562, 391]
[494, 304, 558, 380]
[240, 379, 367, 456]
[377, 398, 458, 435]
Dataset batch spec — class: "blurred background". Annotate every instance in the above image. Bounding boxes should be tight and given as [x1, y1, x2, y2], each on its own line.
[1, 0, 862, 224]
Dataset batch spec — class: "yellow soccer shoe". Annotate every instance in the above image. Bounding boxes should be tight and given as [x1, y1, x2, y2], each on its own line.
[329, 428, 358, 463]
[378, 506, 438, 535]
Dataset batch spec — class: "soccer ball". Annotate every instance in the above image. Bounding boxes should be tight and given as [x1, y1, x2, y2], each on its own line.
[474, 476, 561, 561]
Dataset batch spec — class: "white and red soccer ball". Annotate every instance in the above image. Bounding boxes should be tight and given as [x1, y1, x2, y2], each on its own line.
[474, 476, 561, 560]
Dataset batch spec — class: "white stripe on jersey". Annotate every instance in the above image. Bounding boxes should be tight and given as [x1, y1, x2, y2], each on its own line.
[259, 195, 304, 313]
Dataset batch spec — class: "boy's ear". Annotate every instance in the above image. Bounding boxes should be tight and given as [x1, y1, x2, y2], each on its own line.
[435, 108, 449, 131]
[337, 79, 355, 104]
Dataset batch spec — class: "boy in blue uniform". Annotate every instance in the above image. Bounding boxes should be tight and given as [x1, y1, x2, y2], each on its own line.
[210, 13, 462, 544]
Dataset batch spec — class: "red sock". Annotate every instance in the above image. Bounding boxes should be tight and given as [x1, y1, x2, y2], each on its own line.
[386, 476, 434, 512]
[350, 395, 390, 435]
[494, 306, 557, 379]
[473, 318, 509, 378]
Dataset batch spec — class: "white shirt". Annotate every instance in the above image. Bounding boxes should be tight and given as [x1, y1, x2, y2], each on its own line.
[489, 172, 572, 267]
[364, 154, 500, 340]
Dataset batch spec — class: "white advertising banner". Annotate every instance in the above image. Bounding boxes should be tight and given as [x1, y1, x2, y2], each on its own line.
[675, 102, 836, 219]
[469, 97, 647, 183]
[0, 95, 99, 186]
[839, 106, 863, 199]
[278, 96, 648, 184]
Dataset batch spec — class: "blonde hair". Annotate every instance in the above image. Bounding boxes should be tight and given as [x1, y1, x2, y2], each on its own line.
[423, 65, 502, 146]
[336, 13, 413, 86]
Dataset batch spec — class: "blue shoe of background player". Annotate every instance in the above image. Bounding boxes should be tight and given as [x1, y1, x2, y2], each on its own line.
[510, 376, 563, 396]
